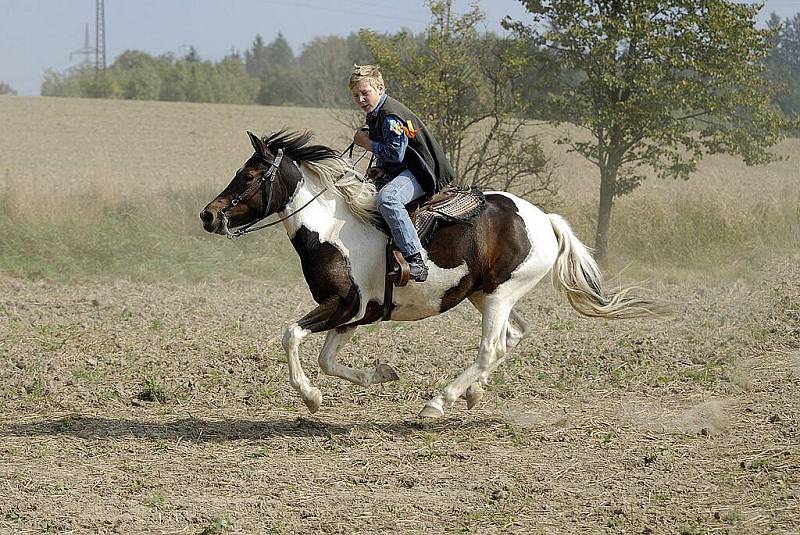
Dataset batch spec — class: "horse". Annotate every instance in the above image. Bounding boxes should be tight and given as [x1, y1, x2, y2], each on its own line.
[200, 130, 657, 418]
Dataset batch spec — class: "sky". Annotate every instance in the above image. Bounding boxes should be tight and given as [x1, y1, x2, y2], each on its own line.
[1, 0, 798, 96]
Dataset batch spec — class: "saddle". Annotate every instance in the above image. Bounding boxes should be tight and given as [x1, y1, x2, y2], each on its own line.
[377, 183, 486, 321]
[373, 184, 486, 247]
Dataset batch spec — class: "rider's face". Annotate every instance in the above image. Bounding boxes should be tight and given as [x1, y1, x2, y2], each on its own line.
[351, 79, 384, 114]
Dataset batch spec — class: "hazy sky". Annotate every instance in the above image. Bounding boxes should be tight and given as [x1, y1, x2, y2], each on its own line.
[1, 0, 798, 96]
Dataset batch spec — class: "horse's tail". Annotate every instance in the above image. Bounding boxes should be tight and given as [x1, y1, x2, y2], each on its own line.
[548, 214, 660, 319]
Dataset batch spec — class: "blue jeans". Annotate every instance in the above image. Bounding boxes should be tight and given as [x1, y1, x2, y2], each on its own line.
[376, 170, 426, 257]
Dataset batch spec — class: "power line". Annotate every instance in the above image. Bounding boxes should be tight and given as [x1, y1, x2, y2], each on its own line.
[328, 0, 429, 15]
[253, 0, 429, 25]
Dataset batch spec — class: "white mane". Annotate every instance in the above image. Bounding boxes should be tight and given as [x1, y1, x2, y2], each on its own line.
[302, 157, 379, 224]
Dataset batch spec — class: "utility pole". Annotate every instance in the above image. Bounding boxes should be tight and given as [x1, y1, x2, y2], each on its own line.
[69, 23, 95, 68]
[95, 0, 106, 71]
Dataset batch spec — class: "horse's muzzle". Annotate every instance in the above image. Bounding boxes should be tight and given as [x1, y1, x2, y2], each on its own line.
[200, 209, 220, 233]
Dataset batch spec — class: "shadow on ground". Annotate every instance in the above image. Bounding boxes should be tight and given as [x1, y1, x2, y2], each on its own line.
[0, 414, 508, 442]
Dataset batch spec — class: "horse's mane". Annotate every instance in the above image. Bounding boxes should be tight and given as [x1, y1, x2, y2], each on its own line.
[263, 130, 378, 222]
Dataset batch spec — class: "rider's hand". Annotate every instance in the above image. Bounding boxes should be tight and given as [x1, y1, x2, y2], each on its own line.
[353, 130, 372, 150]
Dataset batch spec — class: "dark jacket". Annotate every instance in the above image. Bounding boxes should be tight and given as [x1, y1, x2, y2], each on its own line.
[366, 95, 456, 196]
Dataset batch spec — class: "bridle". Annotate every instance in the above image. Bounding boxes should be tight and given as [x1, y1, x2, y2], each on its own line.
[218, 148, 329, 240]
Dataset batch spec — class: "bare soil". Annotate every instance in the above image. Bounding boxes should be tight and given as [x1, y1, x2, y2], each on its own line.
[0, 95, 797, 534]
[1, 260, 798, 534]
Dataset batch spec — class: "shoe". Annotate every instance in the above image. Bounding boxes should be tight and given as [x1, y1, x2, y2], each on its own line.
[405, 253, 428, 282]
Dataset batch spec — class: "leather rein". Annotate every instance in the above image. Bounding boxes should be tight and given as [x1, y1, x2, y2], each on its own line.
[219, 140, 372, 240]
[219, 149, 327, 240]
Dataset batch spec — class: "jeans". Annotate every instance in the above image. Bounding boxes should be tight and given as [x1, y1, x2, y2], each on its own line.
[376, 170, 426, 257]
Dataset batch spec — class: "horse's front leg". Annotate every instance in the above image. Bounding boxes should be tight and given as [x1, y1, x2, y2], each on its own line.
[317, 326, 399, 387]
[281, 295, 359, 413]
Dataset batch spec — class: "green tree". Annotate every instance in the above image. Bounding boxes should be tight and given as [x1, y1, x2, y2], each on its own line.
[112, 50, 162, 100]
[766, 12, 800, 118]
[296, 32, 374, 108]
[211, 53, 261, 104]
[245, 35, 269, 77]
[246, 33, 296, 105]
[0, 81, 16, 95]
[361, 1, 555, 201]
[505, 0, 793, 259]
[41, 66, 89, 97]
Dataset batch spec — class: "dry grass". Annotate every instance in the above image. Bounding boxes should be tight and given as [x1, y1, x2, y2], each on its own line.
[1, 95, 797, 282]
[0, 96, 798, 533]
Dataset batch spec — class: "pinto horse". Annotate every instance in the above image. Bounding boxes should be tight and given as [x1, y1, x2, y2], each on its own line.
[200, 131, 656, 418]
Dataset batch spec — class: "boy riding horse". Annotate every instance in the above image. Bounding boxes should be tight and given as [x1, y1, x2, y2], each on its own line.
[349, 64, 457, 282]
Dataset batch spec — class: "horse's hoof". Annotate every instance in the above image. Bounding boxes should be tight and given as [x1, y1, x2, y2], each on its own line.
[419, 402, 444, 419]
[302, 388, 322, 414]
[374, 363, 400, 383]
[464, 384, 484, 409]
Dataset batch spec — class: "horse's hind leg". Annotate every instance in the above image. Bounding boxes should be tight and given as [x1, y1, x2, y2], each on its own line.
[506, 308, 530, 350]
[460, 295, 530, 409]
[317, 326, 400, 386]
[421, 295, 513, 418]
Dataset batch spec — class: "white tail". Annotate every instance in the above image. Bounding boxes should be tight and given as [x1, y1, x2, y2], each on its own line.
[548, 214, 658, 319]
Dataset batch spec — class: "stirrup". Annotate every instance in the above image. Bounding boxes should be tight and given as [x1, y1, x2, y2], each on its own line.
[387, 249, 410, 287]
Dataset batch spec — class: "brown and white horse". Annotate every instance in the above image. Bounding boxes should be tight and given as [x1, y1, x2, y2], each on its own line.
[200, 131, 656, 418]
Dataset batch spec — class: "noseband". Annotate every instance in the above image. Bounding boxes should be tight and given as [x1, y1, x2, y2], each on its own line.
[219, 149, 330, 239]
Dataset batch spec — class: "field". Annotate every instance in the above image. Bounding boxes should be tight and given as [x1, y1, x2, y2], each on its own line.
[0, 95, 798, 534]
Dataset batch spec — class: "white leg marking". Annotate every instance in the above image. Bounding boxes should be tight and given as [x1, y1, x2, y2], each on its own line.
[421, 297, 512, 418]
[317, 326, 400, 387]
[281, 324, 322, 413]
[459, 281, 535, 410]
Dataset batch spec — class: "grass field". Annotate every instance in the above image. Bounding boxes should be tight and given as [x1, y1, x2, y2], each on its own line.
[0, 95, 798, 534]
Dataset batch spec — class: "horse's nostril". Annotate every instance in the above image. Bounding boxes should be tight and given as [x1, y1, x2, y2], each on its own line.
[200, 210, 214, 224]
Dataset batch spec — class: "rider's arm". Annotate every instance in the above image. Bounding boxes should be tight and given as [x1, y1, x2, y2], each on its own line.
[371, 114, 408, 164]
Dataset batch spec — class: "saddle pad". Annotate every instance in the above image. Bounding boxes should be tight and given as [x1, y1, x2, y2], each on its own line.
[411, 187, 485, 244]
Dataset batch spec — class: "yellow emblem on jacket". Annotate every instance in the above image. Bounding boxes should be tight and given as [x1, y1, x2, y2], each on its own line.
[402, 120, 417, 139]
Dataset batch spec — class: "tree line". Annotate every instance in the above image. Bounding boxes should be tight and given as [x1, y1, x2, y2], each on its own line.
[34, 11, 800, 118]
[39, 33, 372, 107]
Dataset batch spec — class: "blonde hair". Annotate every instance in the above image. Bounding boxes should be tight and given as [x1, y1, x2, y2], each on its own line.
[349, 64, 384, 91]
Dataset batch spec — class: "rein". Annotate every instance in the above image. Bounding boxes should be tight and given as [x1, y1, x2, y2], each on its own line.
[341, 128, 375, 171]
[219, 140, 374, 240]
[220, 148, 329, 240]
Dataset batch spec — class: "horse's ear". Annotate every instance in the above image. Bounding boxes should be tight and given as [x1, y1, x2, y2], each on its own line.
[247, 131, 267, 156]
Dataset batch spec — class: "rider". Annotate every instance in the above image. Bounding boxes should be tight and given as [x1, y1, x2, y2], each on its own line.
[350, 64, 456, 283]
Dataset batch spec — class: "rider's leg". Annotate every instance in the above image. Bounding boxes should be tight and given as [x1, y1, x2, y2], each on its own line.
[376, 170, 428, 281]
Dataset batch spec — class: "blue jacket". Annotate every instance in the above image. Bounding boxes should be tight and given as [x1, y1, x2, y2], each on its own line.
[367, 93, 408, 166]
[366, 94, 456, 195]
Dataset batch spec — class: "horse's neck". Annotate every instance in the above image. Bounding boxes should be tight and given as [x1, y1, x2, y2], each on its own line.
[280, 167, 363, 243]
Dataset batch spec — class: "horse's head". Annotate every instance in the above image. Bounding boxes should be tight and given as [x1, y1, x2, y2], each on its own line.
[200, 131, 300, 236]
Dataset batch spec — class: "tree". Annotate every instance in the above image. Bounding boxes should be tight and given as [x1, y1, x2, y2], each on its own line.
[766, 12, 800, 118]
[0, 82, 16, 95]
[211, 53, 261, 104]
[296, 33, 374, 108]
[246, 33, 296, 105]
[112, 50, 162, 100]
[41, 66, 92, 97]
[505, 0, 794, 259]
[361, 1, 555, 202]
